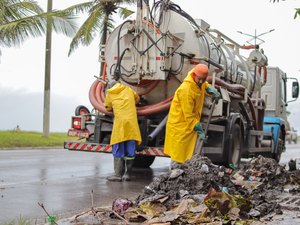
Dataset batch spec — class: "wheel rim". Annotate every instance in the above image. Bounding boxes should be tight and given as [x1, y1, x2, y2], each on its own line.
[229, 124, 242, 168]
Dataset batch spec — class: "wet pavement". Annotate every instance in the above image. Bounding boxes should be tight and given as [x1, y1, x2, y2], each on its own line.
[0, 143, 299, 224]
[0, 149, 170, 224]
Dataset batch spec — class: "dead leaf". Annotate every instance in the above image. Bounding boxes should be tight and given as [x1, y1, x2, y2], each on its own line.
[150, 223, 171, 225]
[227, 207, 240, 220]
[140, 202, 167, 217]
[204, 188, 237, 215]
[173, 198, 195, 215]
[189, 203, 208, 213]
[188, 216, 212, 224]
[160, 211, 179, 222]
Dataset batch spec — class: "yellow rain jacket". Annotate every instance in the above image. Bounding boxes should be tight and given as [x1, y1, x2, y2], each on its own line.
[104, 83, 142, 145]
[164, 69, 211, 163]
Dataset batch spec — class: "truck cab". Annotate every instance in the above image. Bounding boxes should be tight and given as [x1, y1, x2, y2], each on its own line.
[262, 67, 288, 121]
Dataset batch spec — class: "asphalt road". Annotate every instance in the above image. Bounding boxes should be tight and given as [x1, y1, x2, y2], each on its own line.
[0, 149, 171, 224]
[0, 143, 299, 224]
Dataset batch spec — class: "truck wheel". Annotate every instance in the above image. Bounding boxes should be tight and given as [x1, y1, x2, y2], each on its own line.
[75, 105, 91, 121]
[133, 155, 156, 168]
[227, 124, 242, 168]
[273, 131, 283, 162]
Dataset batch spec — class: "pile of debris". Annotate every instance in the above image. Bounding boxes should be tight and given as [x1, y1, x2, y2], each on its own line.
[236, 155, 288, 189]
[113, 155, 300, 224]
[69, 155, 300, 224]
[136, 156, 238, 207]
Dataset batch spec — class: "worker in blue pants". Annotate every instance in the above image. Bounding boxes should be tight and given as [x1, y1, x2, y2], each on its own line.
[104, 81, 141, 181]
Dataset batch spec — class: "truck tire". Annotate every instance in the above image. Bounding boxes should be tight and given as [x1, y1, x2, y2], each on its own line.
[273, 130, 283, 162]
[133, 155, 156, 168]
[227, 124, 242, 168]
[75, 105, 91, 121]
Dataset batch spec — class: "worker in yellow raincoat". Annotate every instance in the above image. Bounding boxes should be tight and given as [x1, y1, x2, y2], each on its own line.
[104, 81, 141, 182]
[164, 64, 220, 165]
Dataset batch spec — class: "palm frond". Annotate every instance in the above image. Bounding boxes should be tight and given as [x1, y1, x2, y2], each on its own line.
[68, 0, 137, 55]
[39, 11, 78, 37]
[63, 1, 94, 15]
[0, 0, 44, 23]
[12, 0, 44, 15]
[0, 15, 45, 47]
[115, 0, 136, 5]
[69, 8, 103, 55]
[0, 10, 77, 47]
[107, 17, 115, 31]
[294, 8, 300, 19]
[118, 7, 134, 19]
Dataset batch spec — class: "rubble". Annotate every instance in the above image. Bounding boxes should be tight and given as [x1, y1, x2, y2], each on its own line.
[66, 155, 300, 225]
[236, 155, 288, 189]
[124, 155, 300, 224]
[136, 156, 237, 207]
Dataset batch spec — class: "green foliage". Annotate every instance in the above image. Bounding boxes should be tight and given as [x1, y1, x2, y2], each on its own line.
[271, 0, 300, 19]
[294, 8, 300, 19]
[47, 215, 56, 224]
[0, 130, 75, 148]
[67, 0, 136, 56]
[0, 0, 77, 48]
[2, 216, 31, 225]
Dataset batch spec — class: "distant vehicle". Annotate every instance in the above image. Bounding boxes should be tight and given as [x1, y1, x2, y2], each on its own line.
[286, 127, 298, 144]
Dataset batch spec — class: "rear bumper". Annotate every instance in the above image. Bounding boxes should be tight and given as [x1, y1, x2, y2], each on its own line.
[64, 140, 168, 157]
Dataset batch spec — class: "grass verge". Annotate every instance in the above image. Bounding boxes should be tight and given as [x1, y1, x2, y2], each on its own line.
[2, 216, 32, 225]
[0, 130, 77, 149]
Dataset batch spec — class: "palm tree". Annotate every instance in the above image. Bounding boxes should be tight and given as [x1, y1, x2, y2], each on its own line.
[0, 0, 77, 52]
[0, 0, 77, 137]
[66, 0, 136, 75]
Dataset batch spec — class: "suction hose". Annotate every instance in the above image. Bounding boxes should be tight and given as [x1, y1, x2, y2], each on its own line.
[89, 80, 173, 116]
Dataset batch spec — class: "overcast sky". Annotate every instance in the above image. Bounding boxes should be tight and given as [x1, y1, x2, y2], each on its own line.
[0, 0, 300, 132]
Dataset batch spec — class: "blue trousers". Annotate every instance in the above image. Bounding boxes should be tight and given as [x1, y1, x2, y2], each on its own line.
[112, 140, 136, 159]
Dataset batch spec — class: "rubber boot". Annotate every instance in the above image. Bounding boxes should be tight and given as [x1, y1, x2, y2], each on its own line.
[107, 157, 125, 182]
[122, 159, 134, 181]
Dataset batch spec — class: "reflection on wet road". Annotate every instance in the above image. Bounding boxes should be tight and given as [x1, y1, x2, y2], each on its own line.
[0, 149, 170, 223]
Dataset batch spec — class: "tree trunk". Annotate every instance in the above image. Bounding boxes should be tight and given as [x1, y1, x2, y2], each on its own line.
[99, 14, 109, 77]
[43, 0, 53, 137]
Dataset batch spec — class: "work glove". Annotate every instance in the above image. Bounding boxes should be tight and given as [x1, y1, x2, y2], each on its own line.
[194, 122, 207, 141]
[206, 86, 221, 104]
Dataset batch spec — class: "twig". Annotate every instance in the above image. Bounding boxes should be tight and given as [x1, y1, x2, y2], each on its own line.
[91, 189, 94, 209]
[89, 190, 103, 222]
[93, 208, 129, 224]
[111, 210, 129, 224]
[37, 202, 58, 225]
[72, 189, 129, 224]
[73, 209, 91, 222]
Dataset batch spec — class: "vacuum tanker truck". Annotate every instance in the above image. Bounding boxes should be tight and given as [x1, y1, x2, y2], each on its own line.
[64, 0, 299, 167]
